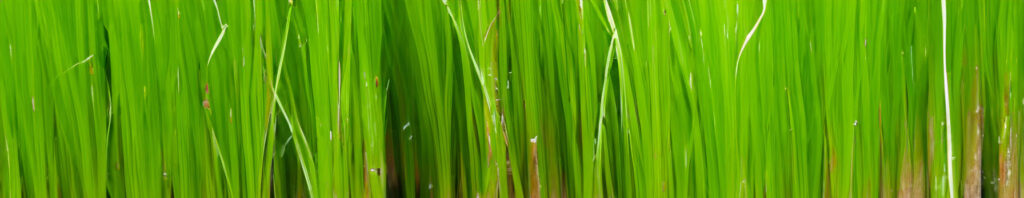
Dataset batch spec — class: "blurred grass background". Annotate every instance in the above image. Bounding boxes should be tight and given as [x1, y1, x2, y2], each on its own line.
[0, 0, 1023, 197]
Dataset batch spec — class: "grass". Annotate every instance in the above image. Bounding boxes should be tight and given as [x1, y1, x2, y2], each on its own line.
[0, 0, 1022, 197]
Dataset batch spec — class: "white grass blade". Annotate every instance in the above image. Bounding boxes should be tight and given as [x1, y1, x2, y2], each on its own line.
[940, 0, 956, 197]
[206, 24, 228, 66]
[735, 0, 767, 79]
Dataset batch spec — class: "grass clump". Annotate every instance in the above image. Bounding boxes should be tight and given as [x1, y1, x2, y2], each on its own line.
[1, 0, 1023, 197]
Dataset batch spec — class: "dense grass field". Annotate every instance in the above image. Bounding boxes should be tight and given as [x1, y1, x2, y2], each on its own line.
[1, 0, 1023, 197]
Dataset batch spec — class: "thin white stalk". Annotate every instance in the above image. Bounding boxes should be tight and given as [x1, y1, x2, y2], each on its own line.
[941, 0, 955, 197]
[597, 2, 625, 193]
[735, 0, 767, 79]
[212, 0, 223, 27]
[274, 7, 294, 91]
[595, 33, 617, 161]
[314, 1, 321, 33]
[61, 54, 93, 75]
[483, 11, 499, 43]
[603, 0, 617, 31]
[147, 0, 156, 39]
[207, 24, 229, 66]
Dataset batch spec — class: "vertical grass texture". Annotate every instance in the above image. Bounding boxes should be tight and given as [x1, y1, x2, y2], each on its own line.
[0, 0, 1022, 198]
